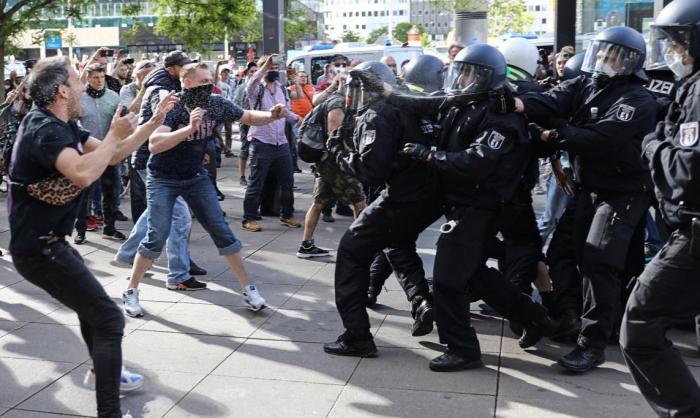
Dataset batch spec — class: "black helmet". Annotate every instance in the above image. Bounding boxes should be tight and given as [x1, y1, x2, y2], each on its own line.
[648, 0, 700, 80]
[581, 26, 648, 82]
[403, 55, 445, 93]
[562, 52, 585, 81]
[352, 61, 397, 86]
[444, 43, 507, 94]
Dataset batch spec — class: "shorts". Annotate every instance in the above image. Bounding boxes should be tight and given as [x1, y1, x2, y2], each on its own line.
[313, 162, 365, 207]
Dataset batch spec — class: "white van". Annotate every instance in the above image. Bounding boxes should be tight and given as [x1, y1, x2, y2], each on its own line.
[287, 44, 423, 85]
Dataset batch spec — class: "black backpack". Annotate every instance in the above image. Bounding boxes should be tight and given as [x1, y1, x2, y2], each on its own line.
[297, 101, 328, 163]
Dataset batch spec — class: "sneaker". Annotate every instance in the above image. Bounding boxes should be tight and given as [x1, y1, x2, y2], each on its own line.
[86, 217, 99, 232]
[321, 213, 335, 223]
[243, 284, 266, 311]
[239, 176, 248, 186]
[123, 413, 133, 418]
[122, 288, 144, 317]
[167, 277, 207, 291]
[83, 366, 144, 393]
[242, 219, 262, 232]
[280, 217, 302, 228]
[114, 211, 129, 222]
[296, 241, 330, 258]
[74, 232, 86, 245]
[103, 229, 127, 240]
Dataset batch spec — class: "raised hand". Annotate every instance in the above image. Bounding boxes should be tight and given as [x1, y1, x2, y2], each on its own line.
[269, 103, 288, 119]
[400, 142, 433, 162]
[151, 91, 179, 125]
[349, 69, 384, 93]
[188, 107, 207, 133]
[109, 106, 138, 140]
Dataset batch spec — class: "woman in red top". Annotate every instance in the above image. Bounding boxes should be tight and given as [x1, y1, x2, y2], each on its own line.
[288, 70, 314, 119]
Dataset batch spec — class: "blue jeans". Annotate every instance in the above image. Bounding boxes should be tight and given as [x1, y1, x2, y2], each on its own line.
[138, 170, 242, 259]
[243, 140, 295, 220]
[538, 173, 572, 243]
[116, 170, 191, 285]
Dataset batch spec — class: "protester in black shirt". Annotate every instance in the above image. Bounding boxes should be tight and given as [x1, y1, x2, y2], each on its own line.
[9, 56, 177, 418]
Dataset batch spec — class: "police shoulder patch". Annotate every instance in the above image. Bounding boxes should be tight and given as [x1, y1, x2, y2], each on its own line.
[679, 121, 699, 147]
[486, 130, 506, 150]
[361, 130, 376, 146]
[616, 104, 636, 122]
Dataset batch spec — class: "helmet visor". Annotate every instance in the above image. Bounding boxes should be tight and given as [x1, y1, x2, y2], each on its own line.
[647, 25, 694, 71]
[581, 40, 641, 77]
[443, 62, 493, 94]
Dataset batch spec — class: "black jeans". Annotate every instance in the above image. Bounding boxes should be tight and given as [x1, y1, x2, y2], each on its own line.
[100, 165, 119, 233]
[75, 187, 92, 234]
[335, 196, 440, 331]
[129, 163, 147, 223]
[13, 240, 125, 418]
[621, 230, 700, 417]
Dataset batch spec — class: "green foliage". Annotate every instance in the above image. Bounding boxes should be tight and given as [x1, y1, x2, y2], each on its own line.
[285, 3, 318, 49]
[341, 30, 361, 42]
[366, 26, 388, 44]
[149, 0, 258, 50]
[487, 0, 533, 38]
[392, 22, 426, 43]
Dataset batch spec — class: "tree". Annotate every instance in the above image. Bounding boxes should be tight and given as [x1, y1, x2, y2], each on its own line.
[488, 0, 533, 38]
[285, 1, 318, 50]
[366, 26, 388, 44]
[144, 0, 258, 51]
[341, 30, 361, 42]
[0, 0, 92, 100]
[392, 22, 427, 43]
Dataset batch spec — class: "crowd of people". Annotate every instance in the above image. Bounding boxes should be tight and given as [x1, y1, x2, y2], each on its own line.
[2, 1, 700, 416]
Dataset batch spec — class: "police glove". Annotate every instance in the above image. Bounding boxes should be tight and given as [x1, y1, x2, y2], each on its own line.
[349, 69, 384, 94]
[528, 123, 546, 141]
[401, 143, 434, 162]
[488, 88, 516, 114]
[326, 128, 344, 155]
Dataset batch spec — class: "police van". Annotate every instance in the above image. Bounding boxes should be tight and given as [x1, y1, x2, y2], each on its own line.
[287, 43, 423, 85]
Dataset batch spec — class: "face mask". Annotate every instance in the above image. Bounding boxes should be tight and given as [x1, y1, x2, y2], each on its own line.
[664, 51, 694, 80]
[596, 62, 617, 78]
[181, 83, 213, 110]
[333, 65, 347, 76]
[591, 72, 610, 90]
[86, 84, 106, 98]
[265, 71, 280, 82]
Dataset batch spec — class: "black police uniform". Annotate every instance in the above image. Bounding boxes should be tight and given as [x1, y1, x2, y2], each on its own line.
[388, 92, 555, 360]
[520, 75, 656, 354]
[329, 97, 442, 336]
[620, 69, 700, 417]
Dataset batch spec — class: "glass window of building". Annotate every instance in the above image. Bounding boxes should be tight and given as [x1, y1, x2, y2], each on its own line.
[576, 0, 654, 51]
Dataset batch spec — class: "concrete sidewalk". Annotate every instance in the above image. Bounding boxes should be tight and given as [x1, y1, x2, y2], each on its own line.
[0, 149, 697, 418]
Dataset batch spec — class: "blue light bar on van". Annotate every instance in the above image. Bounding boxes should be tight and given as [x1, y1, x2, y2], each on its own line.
[305, 44, 335, 51]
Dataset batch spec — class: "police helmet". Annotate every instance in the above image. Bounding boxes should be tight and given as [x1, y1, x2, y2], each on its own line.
[648, 0, 700, 80]
[581, 26, 648, 81]
[352, 61, 397, 86]
[444, 44, 507, 94]
[498, 37, 539, 77]
[562, 52, 585, 81]
[402, 55, 445, 93]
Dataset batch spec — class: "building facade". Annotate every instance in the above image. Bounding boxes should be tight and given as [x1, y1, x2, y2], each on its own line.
[321, 0, 411, 40]
[410, 0, 452, 41]
[526, 0, 555, 35]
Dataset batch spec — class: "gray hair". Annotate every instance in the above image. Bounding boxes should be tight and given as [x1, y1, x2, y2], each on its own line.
[28, 56, 71, 108]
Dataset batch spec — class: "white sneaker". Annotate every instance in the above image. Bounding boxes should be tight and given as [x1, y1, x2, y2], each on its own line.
[123, 413, 133, 418]
[243, 284, 266, 311]
[83, 366, 144, 393]
[122, 288, 144, 318]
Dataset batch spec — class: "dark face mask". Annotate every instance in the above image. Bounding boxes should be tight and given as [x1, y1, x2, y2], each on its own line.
[591, 73, 610, 90]
[181, 83, 213, 110]
[86, 84, 106, 98]
[265, 70, 280, 83]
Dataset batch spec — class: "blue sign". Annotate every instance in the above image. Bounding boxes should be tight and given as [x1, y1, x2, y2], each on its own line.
[45, 35, 62, 49]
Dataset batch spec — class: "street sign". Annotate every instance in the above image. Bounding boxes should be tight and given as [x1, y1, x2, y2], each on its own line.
[45, 34, 62, 49]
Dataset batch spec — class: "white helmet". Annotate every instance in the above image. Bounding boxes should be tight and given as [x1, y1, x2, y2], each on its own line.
[498, 37, 539, 77]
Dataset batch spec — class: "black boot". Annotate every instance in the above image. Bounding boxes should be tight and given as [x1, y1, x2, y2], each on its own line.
[558, 345, 605, 373]
[429, 352, 484, 372]
[367, 282, 382, 307]
[508, 321, 525, 337]
[189, 259, 207, 276]
[550, 309, 581, 340]
[324, 330, 377, 357]
[518, 305, 560, 349]
[410, 294, 434, 337]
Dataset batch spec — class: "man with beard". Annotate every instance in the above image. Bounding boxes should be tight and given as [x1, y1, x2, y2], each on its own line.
[123, 62, 289, 315]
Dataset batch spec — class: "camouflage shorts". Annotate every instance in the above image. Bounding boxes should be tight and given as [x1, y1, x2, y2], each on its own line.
[313, 161, 365, 208]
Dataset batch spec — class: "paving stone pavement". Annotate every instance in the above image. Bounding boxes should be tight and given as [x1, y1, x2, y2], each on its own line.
[0, 138, 698, 418]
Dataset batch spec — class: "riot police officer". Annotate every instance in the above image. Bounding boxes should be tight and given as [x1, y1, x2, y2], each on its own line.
[376, 44, 558, 371]
[498, 37, 546, 94]
[620, 0, 700, 415]
[515, 26, 657, 372]
[322, 61, 441, 358]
